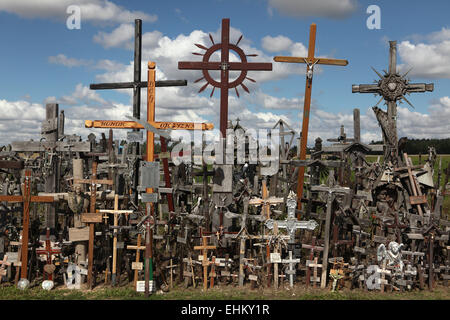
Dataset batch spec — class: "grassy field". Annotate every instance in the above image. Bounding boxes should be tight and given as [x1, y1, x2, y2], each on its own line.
[0, 283, 449, 300]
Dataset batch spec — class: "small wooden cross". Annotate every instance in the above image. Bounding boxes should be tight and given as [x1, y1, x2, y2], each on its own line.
[36, 227, 61, 281]
[282, 251, 300, 288]
[0, 255, 11, 282]
[126, 233, 145, 289]
[165, 258, 178, 289]
[100, 194, 133, 286]
[306, 257, 322, 288]
[302, 237, 324, 286]
[193, 236, 216, 291]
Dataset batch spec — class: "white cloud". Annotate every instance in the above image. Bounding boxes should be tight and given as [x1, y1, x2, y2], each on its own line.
[261, 35, 293, 52]
[268, 0, 358, 19]
[48, 54, 92, 67]
[0, 0, 156, 24]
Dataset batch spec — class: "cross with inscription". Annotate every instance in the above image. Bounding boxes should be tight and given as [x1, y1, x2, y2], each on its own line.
[89, 19, 187, 204]
[274, 23, 348, 210]
[178, 18, 272, 136]
[352, 41, 434, 164]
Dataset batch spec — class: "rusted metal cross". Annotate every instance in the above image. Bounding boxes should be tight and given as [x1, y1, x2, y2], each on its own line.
[0, 170, 54, 281]
[274, 23, 348, 212]
[178, 18, 272, 136]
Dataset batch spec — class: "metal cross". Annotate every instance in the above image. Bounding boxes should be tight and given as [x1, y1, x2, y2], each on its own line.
[178, 18, 272, 136]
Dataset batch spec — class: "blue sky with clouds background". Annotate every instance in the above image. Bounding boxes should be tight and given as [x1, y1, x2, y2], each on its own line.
[0, 0, 449, 145]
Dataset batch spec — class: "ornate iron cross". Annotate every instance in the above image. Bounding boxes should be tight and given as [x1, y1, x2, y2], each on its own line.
[352, 41, 434, 164]
[178, 18, 272, 136]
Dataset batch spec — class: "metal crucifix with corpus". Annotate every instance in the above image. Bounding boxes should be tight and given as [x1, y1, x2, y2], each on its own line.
[89, 19, 187, 204]
[178, 18, 272, 137]
[273, 23, 348, 215]
[352, 41, 434, 165]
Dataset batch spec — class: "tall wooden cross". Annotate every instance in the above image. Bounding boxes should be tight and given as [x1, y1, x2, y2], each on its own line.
[0, 170, 55, 281]
[274, 23, 348, 211]
[352, 41, 433, 164]
[178, 18, 272, 136]
[74, 161, 113, 289]
[89, 19, 187, 204]
[100, 194, 133, 286]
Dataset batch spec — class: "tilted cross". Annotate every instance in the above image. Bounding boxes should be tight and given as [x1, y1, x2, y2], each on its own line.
[0, 170, 55, 281]
[274, 23, 348, 211]
[352, 41, 433, 164]
[36, 227, 61, 281]
[178, 18, 272, 136]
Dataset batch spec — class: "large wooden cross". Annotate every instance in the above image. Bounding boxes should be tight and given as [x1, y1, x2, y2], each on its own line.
[89, 19, 187, 204]
[74, 161, 113, 289]
[178, 18, 272, 136]
[352, 41, 433, 163]
[0, 170, 54, 281]
[274, 23, 348, 211]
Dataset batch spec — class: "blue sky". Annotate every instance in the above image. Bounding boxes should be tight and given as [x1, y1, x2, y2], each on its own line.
[0, 0, 449, 146]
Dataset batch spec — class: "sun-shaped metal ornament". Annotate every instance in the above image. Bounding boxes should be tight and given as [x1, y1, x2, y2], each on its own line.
[178, 18, 272, 136]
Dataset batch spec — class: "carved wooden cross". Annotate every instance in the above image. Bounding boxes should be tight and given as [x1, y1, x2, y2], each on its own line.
[352, 41, 433, 163]
[0, 170, 55, 281]
[274, 23, 348, 210]
[74, 161, 113, 289]
[100, 194, 133, 286]
[36, 227, 61, 281]
[193, 235, 216, 291]
[178, 18, 272, 136]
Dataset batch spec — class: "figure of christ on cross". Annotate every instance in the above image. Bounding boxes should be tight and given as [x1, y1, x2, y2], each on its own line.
[273, 23, 348, 213]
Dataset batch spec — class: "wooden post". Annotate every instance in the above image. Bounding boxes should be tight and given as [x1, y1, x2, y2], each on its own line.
[321, 193, 333, 288]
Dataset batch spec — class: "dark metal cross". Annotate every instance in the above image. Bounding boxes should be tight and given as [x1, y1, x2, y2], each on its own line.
[89, 19, 187, 203]
[178, 18, 272, 136]
[352, 41, 434, 163]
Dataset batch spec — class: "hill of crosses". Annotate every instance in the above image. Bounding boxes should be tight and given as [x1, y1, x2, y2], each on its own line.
[0, 18, 448, 296]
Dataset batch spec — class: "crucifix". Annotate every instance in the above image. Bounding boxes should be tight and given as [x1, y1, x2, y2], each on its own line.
[36, 227, 61, 281]
[274, 23, 348, 211]
[89, 19, 187, 204]
[178, 18, 272, 137]
[100, 194, 133, 286]
[0, 170, 55, 282]
[74, 161, 113, 289]
[352, 41, 433, 164]
[193, 235, 216, 291]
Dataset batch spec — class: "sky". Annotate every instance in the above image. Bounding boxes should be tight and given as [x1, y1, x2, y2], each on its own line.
[0, 0, 449, 147]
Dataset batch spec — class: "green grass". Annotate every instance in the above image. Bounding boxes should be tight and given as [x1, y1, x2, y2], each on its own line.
[1, 284, 449, 300]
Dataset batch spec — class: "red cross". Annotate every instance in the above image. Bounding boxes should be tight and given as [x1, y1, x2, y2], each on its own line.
[36, 227, 61, 280]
